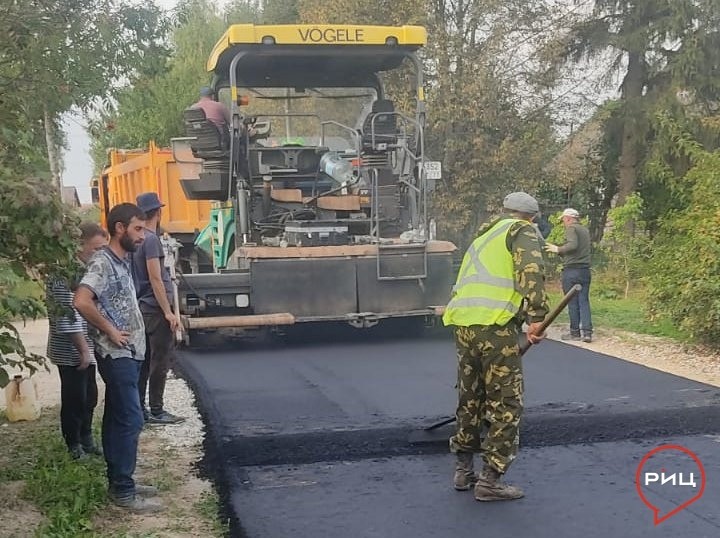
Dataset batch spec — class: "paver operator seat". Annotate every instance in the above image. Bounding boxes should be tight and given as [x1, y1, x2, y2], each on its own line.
[361, 99, 398, 152]
[180, 107, 231, 201]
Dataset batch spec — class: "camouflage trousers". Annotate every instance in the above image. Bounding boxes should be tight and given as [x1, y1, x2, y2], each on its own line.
[448, 323, 524, 474]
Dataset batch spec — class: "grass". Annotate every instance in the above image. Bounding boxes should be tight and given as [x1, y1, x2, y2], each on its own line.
[547, 281, 688, 341]
[196, 490, 231, 537]
[151, 446, 183, 492]
[0, 407, 107, 538]
[0, 407, 229, 537]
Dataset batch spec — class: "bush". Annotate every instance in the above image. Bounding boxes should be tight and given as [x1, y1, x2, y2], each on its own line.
[645, 142, 720, 343]
[0, 176, 80, 387]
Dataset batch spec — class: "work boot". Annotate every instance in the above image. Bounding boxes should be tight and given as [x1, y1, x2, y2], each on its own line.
[473, 466, 524, 501]
[453, 451, 478, 491]
[135, 484, 159, 496]
[582, 331, 593, 343]
[81, 436, 103, 456]
[68, 444, 88, 461]
[560, 331, 581, 341]
[147, 410, 186, 425]
[110, 493, 165, 514]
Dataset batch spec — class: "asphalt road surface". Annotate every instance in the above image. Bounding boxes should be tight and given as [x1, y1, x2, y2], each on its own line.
[177, 324, 720, 537]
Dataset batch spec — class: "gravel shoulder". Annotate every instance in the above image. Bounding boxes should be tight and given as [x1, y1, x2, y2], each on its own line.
[544, 324, 720, 387]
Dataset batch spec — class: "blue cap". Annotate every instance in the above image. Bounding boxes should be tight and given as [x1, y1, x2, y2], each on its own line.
[200, 86, 213, 97]
[136, 192, 165, 213]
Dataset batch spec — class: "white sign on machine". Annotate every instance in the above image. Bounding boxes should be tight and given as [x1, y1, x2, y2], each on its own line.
[423, 161, 442, 180]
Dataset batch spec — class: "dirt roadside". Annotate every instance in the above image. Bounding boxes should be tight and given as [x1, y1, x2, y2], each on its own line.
[1, 319, 224, 537]
[544, 324, 720, 388]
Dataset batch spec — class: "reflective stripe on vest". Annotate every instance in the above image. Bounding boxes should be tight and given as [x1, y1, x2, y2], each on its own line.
[442, 218, 523, 327]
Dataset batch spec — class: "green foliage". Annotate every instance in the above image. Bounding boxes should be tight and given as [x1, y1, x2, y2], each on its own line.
[596, 193, 651, 298]
[0, 177, 81, 386]
[1, 0, 169, 168]
[0, 0, 168, 385]
[196, 490, 231, 536]
[645, 117, 720, 344]
[26, 443, 108, 537]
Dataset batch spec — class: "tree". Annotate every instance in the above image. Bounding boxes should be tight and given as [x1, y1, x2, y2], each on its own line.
[1, 0, 168, 190]
[547, 100, 625, 243]
[645, 113, 720, 343]
[601, 193, 649, 298]
[549, 0, 720, 205]
[0, 0, 169, 385]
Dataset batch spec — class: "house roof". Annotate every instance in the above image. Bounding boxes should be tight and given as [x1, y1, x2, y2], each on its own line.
[61, 186, 81, 207]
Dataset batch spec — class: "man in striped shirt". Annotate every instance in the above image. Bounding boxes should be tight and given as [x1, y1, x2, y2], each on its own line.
[46, 222, 108, 460]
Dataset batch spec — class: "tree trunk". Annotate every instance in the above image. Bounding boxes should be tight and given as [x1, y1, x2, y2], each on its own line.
[44, 106, 62, 193]
[616, 51, 646, 205]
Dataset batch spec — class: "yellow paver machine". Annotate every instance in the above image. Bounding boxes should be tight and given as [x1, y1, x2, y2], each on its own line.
[172, 23, 457, 342]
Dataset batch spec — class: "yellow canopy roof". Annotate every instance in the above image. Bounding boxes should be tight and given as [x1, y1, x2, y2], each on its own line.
[207, 24, 427, 73]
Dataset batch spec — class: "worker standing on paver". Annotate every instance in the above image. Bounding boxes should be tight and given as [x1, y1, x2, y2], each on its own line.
[442, 192, 549, 501]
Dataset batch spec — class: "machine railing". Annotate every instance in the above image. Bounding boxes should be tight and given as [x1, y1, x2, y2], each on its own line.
[368, 111, 429, 281]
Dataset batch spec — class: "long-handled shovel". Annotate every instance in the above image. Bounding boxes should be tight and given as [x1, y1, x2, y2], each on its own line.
[410, 284, 582, 440]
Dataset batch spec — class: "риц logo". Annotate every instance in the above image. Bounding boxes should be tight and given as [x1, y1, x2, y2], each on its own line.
[635, 444, 706, 525]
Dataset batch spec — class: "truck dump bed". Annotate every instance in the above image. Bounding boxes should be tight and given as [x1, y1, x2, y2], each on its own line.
[93, 141, 211, 242]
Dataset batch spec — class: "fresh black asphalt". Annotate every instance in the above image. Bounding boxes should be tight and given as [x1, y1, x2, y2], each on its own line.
[176, 325, 720, 537]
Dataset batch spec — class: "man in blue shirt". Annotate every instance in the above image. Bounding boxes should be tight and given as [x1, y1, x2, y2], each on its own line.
[132, 192, 185, 425]
[74, 203, 164, 513]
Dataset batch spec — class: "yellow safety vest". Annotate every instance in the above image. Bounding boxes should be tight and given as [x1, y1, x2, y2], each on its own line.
[442, 218, 524, 327]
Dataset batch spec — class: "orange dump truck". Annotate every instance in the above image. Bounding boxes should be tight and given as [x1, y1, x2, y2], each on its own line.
[91, 140, 214, 272]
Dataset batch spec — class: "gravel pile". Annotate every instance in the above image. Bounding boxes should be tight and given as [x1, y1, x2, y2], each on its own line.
[147, 371, 206, 449]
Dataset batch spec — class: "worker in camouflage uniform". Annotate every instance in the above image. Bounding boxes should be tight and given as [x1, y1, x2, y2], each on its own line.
[442, 191, 549, 501]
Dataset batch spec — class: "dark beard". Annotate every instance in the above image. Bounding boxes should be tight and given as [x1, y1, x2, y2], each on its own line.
[120, 233, 137, 252]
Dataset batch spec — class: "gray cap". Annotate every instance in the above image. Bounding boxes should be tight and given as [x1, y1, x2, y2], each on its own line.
[199, 86, 213, 97]
[503, 192, 539, 214]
